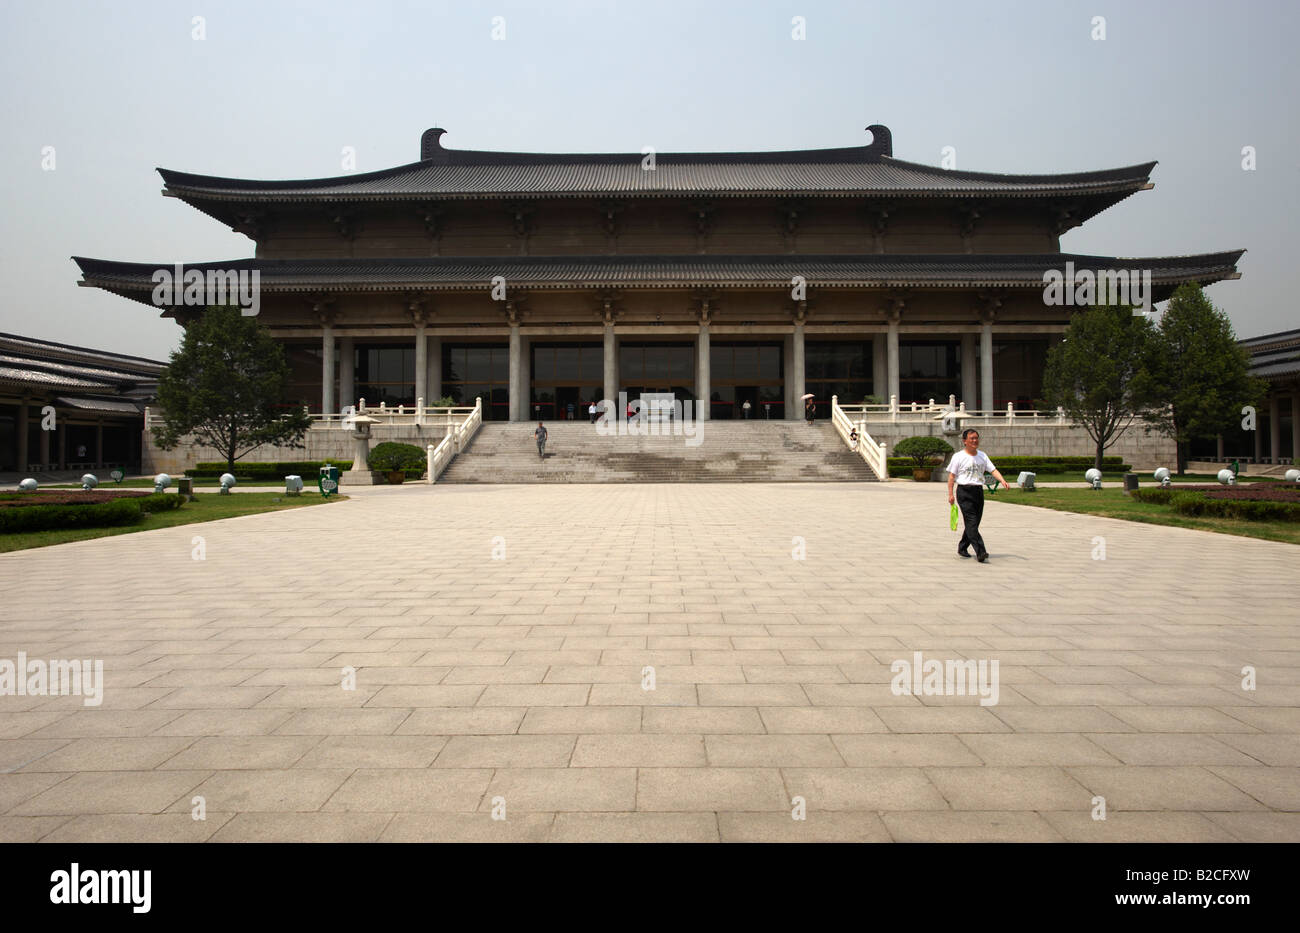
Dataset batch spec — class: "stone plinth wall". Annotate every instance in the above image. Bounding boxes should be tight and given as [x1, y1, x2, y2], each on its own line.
[142, 424, 455, 475]
[858, 421, 1176, 470]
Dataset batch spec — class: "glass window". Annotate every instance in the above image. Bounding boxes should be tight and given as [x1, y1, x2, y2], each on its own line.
[466, 348, 490, 381]
[759, 346, 781, 379]
[555, 347, 579, 380]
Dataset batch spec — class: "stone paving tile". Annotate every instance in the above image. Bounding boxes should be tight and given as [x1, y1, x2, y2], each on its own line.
[382, 812, 554, 842]
[1203, 812, 1300, 842]
[2, 482, 1295, 842]
[782, 767, 948, 811]
[552, 812, 717, 842]
[12, 771, 209, 815]
[925, 766, 1093, 810]
[572, 735, 705, 767]
[323, 769, 492, 812]
[637, 767, 788, 811]
[718, 810, 890, 842]
[0, 816, 74, 842]
[42, 813, 234, 843]
[210, 812, 393, 842]
[1039, 811, 1240, 842]
[957, 734, 1119, 766]
[642, 707, 766, 734]
[705, 735, 844, 767]
[21, 737, 198, 772]
[1065, 766, 1268, 811]
[482, 768, 637, 811]
[158, 736, 324, 770]
[882, 811, 1065, 842]
[835, 734, 984, 767]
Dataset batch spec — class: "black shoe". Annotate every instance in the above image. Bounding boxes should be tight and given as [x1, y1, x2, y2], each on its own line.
[957, 547, 971, 558]
[976, 551, 989, 563]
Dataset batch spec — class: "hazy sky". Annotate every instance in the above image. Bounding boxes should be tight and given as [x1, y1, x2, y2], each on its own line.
[1, 0, 1295, 361]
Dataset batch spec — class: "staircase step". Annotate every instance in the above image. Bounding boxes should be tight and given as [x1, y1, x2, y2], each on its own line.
[437, 421, 880, 484]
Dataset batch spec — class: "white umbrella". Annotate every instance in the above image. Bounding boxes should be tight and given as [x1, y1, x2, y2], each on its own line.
[800, 393, 815, 400]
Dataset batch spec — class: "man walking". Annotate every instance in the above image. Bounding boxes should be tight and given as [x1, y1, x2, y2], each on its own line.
[946, 428, 1009, 562]
[534, 421, 548, 460]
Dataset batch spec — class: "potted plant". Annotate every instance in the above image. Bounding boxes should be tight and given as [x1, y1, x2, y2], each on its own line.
[367, 441, 425, 484]
[893, 435, 954, 482]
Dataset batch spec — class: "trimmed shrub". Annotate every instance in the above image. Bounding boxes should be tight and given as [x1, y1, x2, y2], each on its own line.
[1130, 489, 1175, 506]
[1162, 491, 1300, 522]
[367, 442, 426, 473]
[885, 455, 1131, 474]
[185, 459, 351, 479]
[893, 436, 954, 468]
[0, 498, 143, 534]
[138, 493, 184, 513]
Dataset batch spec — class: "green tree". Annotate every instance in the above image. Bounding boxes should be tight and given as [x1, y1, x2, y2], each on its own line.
[1138, 283, 1263, 475]
[152, 305, 312, 473]
[1041, 302, 1156, 472]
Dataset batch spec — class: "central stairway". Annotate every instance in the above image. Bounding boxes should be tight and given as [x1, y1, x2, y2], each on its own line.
[437, 420, 879, 483]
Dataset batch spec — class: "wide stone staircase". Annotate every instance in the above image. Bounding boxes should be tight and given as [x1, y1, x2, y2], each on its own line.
[437, 420, 880, 483]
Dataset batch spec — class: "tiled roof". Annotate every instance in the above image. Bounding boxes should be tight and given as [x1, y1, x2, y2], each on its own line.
[0, 333, 164, 376]
[158, 126, 1156, 203]
[74, 251, 1244, 299]
[0, 365, 116, 391]
[55, 396, 145, 414]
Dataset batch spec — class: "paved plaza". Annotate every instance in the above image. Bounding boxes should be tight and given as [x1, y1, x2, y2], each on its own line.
[1, 482, 1297, 843]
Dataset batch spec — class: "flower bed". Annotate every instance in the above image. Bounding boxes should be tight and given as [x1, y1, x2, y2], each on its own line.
[0, 490, 154, 509]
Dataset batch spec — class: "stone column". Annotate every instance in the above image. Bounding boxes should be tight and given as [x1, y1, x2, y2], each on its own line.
[792, 321, 806, 411]
[1254, 414, 1262, 463]
[321, 325, 336, 415]
[427, 335, 442, 402]
[16, 400, 28, 471]
[1269, 394, 1280, 463]
[961, 334, 977, 408]
[1216, 435, 1224, 460]
[95, 421, 104, 468]
[39, 414, 50, 468]
[696, 323, 710, 421]
[872, 336, 886, 398]
[980, 320, 994, 412]
[783, 335, 795, 419]
[58, 422, 66, 469]
[509, 325, 522, 421]
[603, 323, 616, 410]
[1293, 395, 1300, 464]
[886, 317, 900, 403]
[339, 336, 355, 411]
[413, 324, 427, 407]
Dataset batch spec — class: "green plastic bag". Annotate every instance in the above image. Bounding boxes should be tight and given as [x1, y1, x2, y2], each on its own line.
[950, 502, 959, 531]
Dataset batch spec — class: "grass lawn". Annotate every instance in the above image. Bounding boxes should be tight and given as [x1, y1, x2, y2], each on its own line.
[0, 492, 348, 553]
[991, 487, 1300, 545]
[47, 478, 309, 489]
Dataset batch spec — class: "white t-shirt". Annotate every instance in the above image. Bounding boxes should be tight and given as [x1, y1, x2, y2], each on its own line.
[948, 450, 996, 486]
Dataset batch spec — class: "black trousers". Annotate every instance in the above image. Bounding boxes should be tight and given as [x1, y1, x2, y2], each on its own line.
[956, 484, 986, 555]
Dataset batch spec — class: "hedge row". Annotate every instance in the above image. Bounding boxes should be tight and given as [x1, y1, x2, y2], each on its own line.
[883, 455, 1131, 478]
[185, 460, 352, 478]
[0, 498, 144, 534]
[1131, 489, 1300, 522]
[138, 493, 184, 513]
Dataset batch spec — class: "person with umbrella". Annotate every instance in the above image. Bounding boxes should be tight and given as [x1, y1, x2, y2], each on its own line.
[802, 393, 816, 423]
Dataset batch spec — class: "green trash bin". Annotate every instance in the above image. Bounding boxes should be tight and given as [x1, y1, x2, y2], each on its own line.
[318, 465, 340, 498]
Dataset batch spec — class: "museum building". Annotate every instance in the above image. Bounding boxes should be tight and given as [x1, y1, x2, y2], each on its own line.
[73, 125, 1243, 422]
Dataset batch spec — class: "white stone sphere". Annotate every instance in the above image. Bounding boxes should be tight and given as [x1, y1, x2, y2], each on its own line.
[18, 478, 38, 491]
